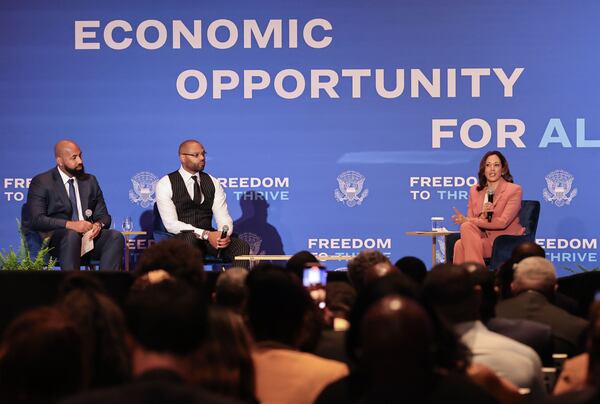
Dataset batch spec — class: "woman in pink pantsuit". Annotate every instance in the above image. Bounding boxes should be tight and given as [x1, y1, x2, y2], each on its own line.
[451, 151, 525, 265]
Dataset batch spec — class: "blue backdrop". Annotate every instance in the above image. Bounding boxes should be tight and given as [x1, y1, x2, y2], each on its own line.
[1, 0, 599, 276]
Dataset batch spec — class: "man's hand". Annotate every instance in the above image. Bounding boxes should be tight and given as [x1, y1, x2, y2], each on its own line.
[66, 220, 93, 234]
[207, 231, 231, 249]
[88, 222, 103, 239]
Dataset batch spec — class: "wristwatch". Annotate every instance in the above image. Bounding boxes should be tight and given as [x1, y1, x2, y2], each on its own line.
[201, 230, 210, 240]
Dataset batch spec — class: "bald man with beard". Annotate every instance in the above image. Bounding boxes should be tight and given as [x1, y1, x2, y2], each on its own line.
[24, 140, 124, 270]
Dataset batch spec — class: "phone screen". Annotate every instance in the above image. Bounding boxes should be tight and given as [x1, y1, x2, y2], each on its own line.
[303, 266, 327, 287]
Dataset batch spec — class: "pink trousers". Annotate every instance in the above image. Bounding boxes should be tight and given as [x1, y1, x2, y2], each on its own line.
[453, 222, 493, 265]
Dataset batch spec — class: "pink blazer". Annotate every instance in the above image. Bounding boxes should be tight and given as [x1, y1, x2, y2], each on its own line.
[467, 178, 525, 244]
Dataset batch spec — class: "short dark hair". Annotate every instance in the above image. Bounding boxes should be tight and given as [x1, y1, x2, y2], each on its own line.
[246, 264, 311, 346]
[347, 250, 390, 291]
[422, 264, 476, 308]
[215, 268, 248, 312]
[286, 250, 319, 281]
[126, 279, 207, 355]
[135, 239, 205, 289]
[395, 256, 427, 285]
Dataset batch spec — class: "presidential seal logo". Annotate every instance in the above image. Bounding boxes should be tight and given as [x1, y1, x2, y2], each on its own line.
[129, 171, 159, 208]
[239, 232, 265, 255]
[334, 170, 369, 207]
[543, 169, 577, 207]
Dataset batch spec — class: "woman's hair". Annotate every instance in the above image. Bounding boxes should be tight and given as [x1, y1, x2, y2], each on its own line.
[58, 273, 131, 389]
[0, 306, 85, 403]
[477, 150, 513, 191]
[191, 307, 256, 402]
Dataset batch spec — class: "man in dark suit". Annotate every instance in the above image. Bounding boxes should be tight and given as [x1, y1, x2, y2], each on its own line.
[495, 256, 589, 356]
[24, 140, 124, 270]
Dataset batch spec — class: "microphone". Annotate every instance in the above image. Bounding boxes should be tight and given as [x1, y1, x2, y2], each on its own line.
[84, 209, 93, 222]
[486, 190, 494, 222]
[216, 225, 229, 258]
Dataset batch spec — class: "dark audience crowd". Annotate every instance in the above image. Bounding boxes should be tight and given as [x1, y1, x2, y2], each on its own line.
[1, 239, 600, 403]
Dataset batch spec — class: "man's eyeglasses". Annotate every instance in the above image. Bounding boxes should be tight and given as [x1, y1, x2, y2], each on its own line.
[180, 152, 206, 158]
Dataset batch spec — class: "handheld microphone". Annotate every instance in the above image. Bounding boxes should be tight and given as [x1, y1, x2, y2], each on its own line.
[486, 190, 494, 222]
[216, 225, 229, 258]
[84, 209, 93, 222]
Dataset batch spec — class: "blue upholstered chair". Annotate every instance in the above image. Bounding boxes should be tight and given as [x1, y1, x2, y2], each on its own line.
[152, 203, 230, 268]
[445, 200, 541, 270]
[20, 203, 99, 270]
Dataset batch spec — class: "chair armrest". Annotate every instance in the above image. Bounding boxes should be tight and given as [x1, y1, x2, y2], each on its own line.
[445, 233, 461, 265]
[489, 234, 535, 270]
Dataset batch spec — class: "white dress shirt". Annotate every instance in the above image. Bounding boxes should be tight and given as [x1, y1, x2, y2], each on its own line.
[155, 166, 233, 238]
[57, 166, 83, 221]
[454, 320, 546, 399]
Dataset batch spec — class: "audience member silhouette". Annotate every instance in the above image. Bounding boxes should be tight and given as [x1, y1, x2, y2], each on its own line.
[64, 275, 235, 404]
[360, 296, 496, 403]
[347, 250, 391, 293]
[395, 255, 428, 285]
[135, 238, 205, 289]
[464, 262, 554, 366]
[246, 264, 348, 404]
[423, 264, 546, 400]
[192, 307, 256, 402]
[549, 300, 600, 402]
[285, 250, 320, 281]
[317, 273, 499, 403]
[496, 241, 546, 300]
[213, 267, 249, 314]
[496, 256, 589, 356]
[58, 273, 130, 389]
[0, 307, 85, 404]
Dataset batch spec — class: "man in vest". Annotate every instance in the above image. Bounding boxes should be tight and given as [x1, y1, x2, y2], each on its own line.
[155, 140, 250, 266]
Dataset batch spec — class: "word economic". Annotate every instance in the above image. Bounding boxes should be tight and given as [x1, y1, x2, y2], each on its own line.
[74, 19, 523, 101]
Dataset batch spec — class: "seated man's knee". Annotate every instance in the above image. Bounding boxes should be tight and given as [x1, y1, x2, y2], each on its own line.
[62, 229, 82, 245]
[108, 229, 125, 245]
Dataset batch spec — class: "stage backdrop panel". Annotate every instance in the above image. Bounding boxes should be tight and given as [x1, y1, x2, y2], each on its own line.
[1, 0, 599, 276]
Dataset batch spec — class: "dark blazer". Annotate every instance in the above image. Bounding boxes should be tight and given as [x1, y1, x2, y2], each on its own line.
[25, 167, 111, 234]
[495, 290, 589, 356]
[486, 317, 553, 365]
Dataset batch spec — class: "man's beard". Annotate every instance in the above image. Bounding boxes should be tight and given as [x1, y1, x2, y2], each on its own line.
[64, 164, 85, 178]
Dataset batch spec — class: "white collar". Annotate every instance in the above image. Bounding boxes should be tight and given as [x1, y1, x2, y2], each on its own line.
[178, 166, 200, 182]
[57, 166, 75, 185]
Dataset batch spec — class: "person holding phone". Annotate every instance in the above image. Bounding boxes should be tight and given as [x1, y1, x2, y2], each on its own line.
[451, 151, 524, 265]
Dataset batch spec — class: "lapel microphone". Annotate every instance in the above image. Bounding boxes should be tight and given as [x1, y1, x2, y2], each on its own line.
[84, 209, 93, 222]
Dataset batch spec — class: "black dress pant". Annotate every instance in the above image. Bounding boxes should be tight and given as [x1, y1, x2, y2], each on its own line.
[174, 231, 250, 268]
[49, 229, 124, 271]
